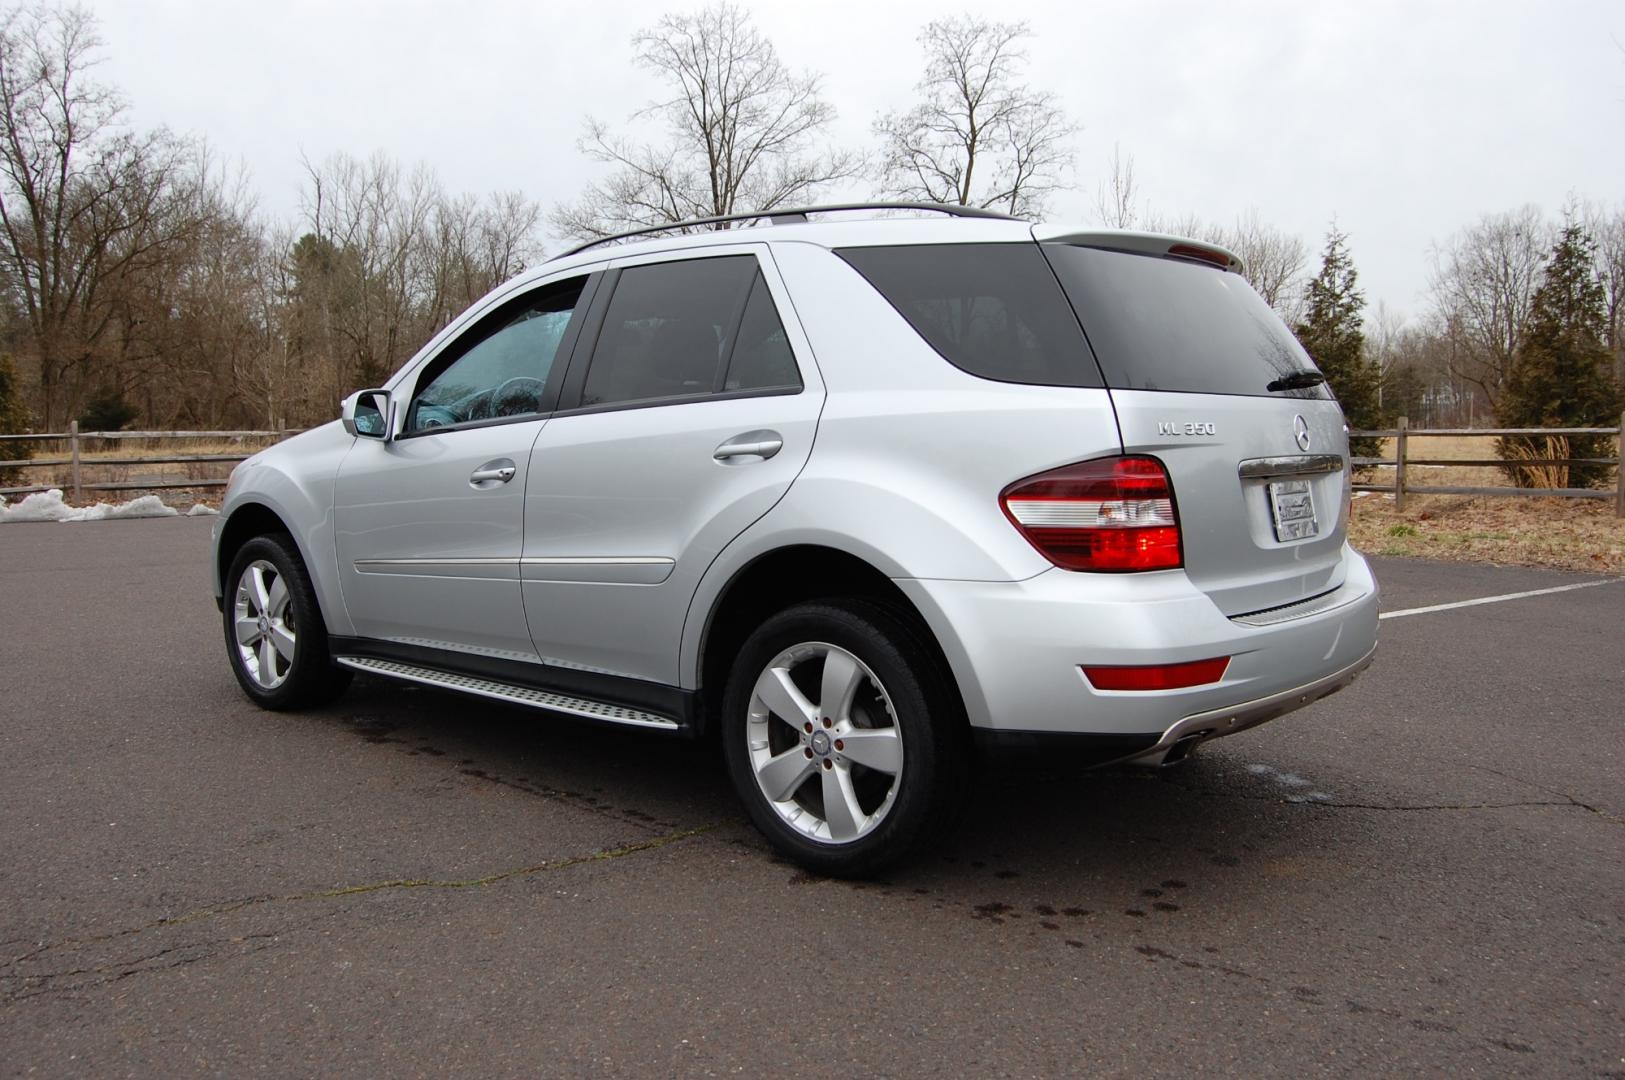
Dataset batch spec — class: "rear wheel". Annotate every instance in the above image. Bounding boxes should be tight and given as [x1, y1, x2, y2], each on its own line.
[223, 534, 351, 710]
[721, 599, 967, 877]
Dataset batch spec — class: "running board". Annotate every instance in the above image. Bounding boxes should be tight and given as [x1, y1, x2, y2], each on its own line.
[334, 656, 681, 731]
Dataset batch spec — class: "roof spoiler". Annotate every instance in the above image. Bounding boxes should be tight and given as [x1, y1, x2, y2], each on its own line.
[1031, 225, 1244, 274]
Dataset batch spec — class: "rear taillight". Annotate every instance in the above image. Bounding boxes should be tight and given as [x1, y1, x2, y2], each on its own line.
[1000, 455, 1182, 572]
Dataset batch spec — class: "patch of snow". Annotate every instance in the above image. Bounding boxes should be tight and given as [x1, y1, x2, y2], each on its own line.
[0, 488, 186, 524]
[186, 503, 220, 517]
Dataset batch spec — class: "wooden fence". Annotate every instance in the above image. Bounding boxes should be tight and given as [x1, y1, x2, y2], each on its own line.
[0, 422, 301, 500]
[1351, 413, 1625, 517]
[4, 416, 1623, 518]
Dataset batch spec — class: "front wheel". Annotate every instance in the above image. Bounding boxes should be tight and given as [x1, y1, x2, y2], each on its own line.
[223, 534, 351, 710]
[720, 599, 968, 878]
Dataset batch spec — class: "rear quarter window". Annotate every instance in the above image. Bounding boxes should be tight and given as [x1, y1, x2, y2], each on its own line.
[837, 244, 1102, 388]
[1041, 244, 1331, 399]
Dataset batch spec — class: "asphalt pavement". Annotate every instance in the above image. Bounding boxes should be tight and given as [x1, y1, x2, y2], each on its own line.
[1, 518, 1622, 1077]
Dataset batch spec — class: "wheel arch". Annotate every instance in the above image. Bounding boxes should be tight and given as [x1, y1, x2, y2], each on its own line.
[214, 496, 353, 638]
[688, 542, 968, 738]
[216, 502, 295, 591]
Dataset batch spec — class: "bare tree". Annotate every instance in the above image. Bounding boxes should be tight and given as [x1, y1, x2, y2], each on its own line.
[419, 188, 540, 329]
[1427, 205, 1551, 406]
[1586, 203, 1625, 388]
[1220, 210, 1309, 317]
[553, 4, 853, 239]
[300, 151, 440, 387]
[1093, 142, 1140, 228]
[0, 3, 195, 426]
[874, 16, 1075, 217]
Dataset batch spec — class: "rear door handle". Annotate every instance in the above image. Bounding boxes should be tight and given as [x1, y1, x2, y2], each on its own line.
[470, 459, 517, 487]
[713, 430, 784, 462]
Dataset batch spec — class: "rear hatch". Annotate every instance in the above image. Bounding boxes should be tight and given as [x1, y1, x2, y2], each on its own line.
[1038, 232, 1350, 617]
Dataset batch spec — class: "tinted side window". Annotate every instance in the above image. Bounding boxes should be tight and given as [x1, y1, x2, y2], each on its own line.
[581, 256, 756, 408]
[1042, 244, 1331, 399]
[407, 277, 587, 432]
[724, 275, 801, 392]
[837, 244, 1101, 388]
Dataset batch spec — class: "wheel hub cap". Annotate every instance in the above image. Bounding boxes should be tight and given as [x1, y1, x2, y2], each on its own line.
[809, 730, 831, 756]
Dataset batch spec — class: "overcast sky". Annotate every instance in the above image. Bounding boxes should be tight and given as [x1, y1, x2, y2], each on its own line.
[95, 0, 1623, 321]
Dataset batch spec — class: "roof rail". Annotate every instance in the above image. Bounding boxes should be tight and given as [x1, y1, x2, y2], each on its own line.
[554, 201, 1022, 259]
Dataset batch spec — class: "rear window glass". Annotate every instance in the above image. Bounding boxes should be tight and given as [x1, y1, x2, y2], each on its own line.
[837, 244, 1101, 387]
[1042, 244, 1330, 399]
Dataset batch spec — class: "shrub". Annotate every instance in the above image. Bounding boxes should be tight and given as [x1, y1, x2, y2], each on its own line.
[78, 389, 137, 433]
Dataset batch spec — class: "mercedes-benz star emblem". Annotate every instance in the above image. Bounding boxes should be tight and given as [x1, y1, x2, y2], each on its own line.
[1293, 414, 1312, 452]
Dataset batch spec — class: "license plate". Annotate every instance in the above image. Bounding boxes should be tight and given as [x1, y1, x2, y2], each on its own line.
[1268, 480, 1319, 541]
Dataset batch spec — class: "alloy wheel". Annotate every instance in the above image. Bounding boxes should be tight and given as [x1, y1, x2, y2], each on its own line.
[746, 641, 904, 844]
[232, 559, 296, 690]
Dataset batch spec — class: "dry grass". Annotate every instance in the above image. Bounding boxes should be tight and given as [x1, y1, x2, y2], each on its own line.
[1349, 432, 1624, 572]
[1349, 494, 1625, 572]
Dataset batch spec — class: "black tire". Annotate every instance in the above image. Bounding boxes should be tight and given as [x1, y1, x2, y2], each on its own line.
[720, 598, 969, 878]
[222, 533, 352, 710]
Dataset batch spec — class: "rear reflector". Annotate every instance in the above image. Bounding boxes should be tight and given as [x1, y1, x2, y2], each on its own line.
[1000, 456, 1182, 571]
[1082, 657, 1230, 691]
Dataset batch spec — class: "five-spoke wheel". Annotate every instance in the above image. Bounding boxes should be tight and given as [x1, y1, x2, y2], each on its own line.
[722, 599, 967, 878]
[233, 559, 297, 689]
[747, 642, 904, 844]
[222, 533, 350, 710]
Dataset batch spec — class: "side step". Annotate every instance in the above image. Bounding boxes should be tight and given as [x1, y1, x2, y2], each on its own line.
[334, 656, 681, 731]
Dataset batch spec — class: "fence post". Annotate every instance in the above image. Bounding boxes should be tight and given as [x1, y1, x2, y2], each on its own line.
[1394, 416, 1408, 513]
[1616, 409, 1624, 519]
[69, 420, 81, 504]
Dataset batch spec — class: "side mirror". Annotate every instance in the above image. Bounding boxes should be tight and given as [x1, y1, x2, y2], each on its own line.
[341, 388, 395, 441]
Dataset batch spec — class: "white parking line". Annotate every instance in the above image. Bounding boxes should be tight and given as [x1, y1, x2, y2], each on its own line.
[1379, 578, 1625, 620]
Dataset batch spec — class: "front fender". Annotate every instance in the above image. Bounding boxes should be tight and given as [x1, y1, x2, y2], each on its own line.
[212, 422, 354, 638]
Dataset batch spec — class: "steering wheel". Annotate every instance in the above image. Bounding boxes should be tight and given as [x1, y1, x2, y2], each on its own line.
[491, 376, 545, 416]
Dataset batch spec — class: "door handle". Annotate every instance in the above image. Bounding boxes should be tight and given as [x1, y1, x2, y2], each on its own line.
[713, 430, 784, 462]
[470, 460, 517, 487]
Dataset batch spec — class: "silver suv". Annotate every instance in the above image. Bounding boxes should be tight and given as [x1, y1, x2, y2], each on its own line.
[212, 203, 1378, 876]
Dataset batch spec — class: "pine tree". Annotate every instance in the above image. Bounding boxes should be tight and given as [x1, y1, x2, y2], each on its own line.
[1295, 227, 1382, 459]
[1496, 221, 1622, 488]
[0, 356, 32, 486]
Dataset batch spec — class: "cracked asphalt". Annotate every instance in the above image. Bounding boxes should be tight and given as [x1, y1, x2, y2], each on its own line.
[1, 518, 1622, 1077]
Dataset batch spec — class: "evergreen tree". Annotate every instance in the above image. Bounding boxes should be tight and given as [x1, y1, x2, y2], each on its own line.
[0, 356, 32, 486]
[1295, 227, 1382, 459]
[1496, 221, 1622, 488]
[78, 388, 136, 432]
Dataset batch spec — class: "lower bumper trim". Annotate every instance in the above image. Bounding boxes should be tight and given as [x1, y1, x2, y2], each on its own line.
[1131, 643, 1378, 764]
[970, 644, 1377, 769]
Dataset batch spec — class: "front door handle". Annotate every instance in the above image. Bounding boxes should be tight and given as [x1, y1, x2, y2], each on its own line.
[713, 430, 784, 463]
[470, 459, 517, 488]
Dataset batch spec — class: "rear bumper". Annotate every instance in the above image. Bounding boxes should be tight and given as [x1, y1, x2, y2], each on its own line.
[895, 544, 1380, 739]
[1127, 641, 1374, 764]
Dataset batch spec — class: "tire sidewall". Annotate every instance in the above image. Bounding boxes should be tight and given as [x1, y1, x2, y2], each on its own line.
[720, 600, 953, 877]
